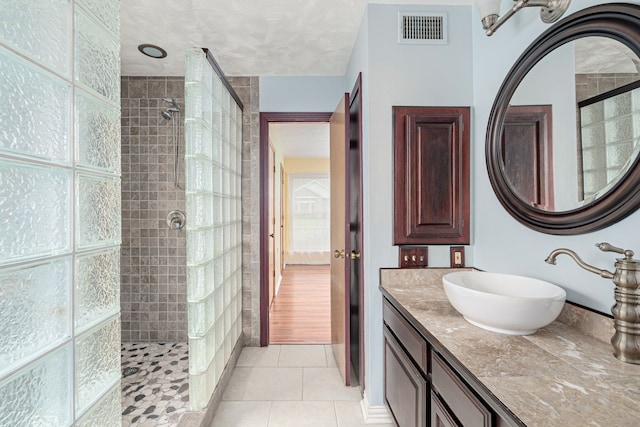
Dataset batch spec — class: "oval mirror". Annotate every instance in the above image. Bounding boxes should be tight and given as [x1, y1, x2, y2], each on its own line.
[487, 4, 640, 234]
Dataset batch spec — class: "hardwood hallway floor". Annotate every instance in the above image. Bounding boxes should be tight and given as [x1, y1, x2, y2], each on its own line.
[269, 265, 330, 344]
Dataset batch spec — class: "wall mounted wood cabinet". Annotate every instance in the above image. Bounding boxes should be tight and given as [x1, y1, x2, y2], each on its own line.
[393, 106, 470, 245]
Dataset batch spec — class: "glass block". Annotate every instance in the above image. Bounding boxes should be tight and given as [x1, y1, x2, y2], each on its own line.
[75, 249, 120, 330]
[606, 142, 634, 169]
[0, 0, 71, 76]
[213, 163, 223, 194]
[605, 115, 634, 144]
[581, 102, 604, 126]
[583, 170, 607, 196]
[0, 161, 71, 265]
[185, 120, 213, 160]
[213, 226, 224, 257]
[580, 123, 605, 148]
[188, 291, 215, 337]
[76, 0, 120, 38]
[212, 102, 223, 139]
[187, 260, 215, 301]
[605, 91, 632, 119]
[214, 256, 224, 288]
[75, 317, 120, 415]
[76, 174, 121, 250]
[632, 87, 640, 112]
[0, 259, 71, 376]
[76, 383, 121, 427]
[0, 345, 72, 426]
[75, 9, 120, 103]
[189, 359, 216, 411]
[187, 192, 214, 229]
[185, 82, 213, 125]
[581, 146, 606, 171]
[185, 48, 213, 93]
[187, 228, 214, 264]
[189, 327, 214, 374]
[212, 128, 222, 164]
[76, 90, 121, 173]
[0, 49, 71, 164]
[186, 157, 213, 193]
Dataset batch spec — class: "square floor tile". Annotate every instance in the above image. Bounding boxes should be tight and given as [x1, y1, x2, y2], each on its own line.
[237, 345, 281, 367]
[268, 401, 337, 427]
[243, 367, 303, 401]
[278, 345, 326, 367]
[210, 401, 271, 427]
[325, 345, 337, 367]
[303, 368, 361, 401]
[222, 367, 252, 401]
[334, 401, 395, 427]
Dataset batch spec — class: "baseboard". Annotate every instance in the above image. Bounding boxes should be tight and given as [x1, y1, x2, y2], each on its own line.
[360, 393, 394, 424]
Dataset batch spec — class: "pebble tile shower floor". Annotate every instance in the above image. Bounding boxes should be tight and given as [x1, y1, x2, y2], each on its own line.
[121, 342, 189, 426]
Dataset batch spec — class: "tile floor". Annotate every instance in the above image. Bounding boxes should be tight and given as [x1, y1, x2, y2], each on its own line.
[211, 345, 395, 427]
[121, 342, 190, 426]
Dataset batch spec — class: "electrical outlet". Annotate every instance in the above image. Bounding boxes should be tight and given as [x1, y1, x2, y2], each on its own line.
[399, 247, 428, 268]
[450, 246, 465, 268]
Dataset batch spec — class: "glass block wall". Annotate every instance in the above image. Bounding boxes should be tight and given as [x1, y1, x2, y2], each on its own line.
[0, 0, 122, 425]
[184, 48, 243, 410]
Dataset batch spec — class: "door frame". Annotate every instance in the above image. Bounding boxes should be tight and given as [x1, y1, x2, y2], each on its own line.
[349, 73, 365, 390]
[259, 112, 332, 346]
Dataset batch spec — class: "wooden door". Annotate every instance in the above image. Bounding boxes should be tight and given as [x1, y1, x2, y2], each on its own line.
[502, 105, 554, 210]
[268, 144, 276, 307]
[330, 93, 351, 385]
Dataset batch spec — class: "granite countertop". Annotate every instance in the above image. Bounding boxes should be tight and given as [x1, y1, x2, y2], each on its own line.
[380, 268, 640, 427]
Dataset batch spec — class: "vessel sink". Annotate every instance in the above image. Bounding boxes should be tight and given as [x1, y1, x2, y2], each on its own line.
[442, 271, 566, 335]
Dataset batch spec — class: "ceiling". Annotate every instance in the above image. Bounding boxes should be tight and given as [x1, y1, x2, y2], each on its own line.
[269, 123, 330, 158]
[120, 0, 472, 77]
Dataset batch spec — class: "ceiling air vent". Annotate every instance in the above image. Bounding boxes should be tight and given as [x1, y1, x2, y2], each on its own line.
[398, 12, 448, 45]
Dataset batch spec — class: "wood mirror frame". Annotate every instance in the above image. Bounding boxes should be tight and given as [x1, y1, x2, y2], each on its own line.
[486, 3, 640, 235]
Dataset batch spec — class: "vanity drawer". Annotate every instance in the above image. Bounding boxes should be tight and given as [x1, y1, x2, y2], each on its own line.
[432, 353, 492, 427]
[383, 298, 429, 374]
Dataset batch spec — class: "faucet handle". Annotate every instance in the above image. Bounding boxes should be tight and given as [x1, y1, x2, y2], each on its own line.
[596, 242, 634, 260]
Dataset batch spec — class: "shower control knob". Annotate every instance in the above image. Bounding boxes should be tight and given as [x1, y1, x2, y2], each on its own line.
[166, 210, 186, 231]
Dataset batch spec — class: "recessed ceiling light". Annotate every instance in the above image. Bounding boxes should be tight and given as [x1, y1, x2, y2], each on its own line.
[138, 44, 167, 59]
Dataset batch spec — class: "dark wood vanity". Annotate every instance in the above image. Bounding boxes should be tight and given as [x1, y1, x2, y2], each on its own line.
[382, 292, 524, 427]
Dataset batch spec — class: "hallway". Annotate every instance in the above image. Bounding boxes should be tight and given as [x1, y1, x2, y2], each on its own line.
[269, 265, 331, 344]
[211, 345, 392, 427]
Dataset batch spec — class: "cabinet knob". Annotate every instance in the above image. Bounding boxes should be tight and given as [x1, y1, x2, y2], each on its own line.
[350, 250, 361, 260]
[334, 249, 345, 259]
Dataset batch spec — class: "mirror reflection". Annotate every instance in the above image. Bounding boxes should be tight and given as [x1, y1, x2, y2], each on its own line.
[502, 36, 640, 212]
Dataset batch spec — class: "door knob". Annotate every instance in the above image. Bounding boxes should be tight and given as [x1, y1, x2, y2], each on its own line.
[334, 249, 345, 259]
[350, 250, 361, 260]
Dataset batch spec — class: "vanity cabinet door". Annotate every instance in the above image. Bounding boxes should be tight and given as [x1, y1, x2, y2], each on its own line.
[384, 327, 428, 427]
[431, 392, 460, 427]
[393, 106, 470, 245]
[431, 353, 492, 427]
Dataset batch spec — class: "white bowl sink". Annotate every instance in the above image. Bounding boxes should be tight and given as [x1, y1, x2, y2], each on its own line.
[442, 271, 566, 335]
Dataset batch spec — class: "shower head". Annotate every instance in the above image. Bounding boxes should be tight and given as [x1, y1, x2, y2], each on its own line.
[162, 97, 180, 110]
[161, 107, 180, 120]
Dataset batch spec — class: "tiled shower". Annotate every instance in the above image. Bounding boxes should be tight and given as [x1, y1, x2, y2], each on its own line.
[118, 49, 245, 421]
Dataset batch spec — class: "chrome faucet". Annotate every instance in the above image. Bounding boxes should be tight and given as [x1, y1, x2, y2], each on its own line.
[545, 243, 640, 364]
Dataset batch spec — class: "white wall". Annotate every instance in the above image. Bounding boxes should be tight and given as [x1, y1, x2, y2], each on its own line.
[472, 0, 640, 314]
[259, 76, 345, 112]
[352, 3, 474, 407]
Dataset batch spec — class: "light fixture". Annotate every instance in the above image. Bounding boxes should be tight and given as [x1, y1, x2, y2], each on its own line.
[138, 44, 167, 59]
[476, 0, 571, 36]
